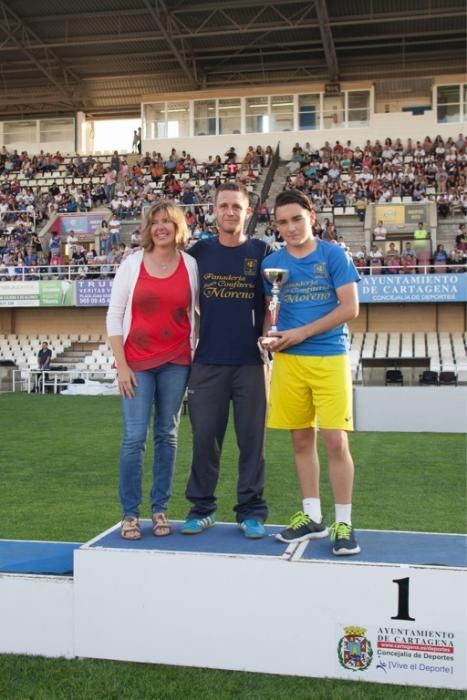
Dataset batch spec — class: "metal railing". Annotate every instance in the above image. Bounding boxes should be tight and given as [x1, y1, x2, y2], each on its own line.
[0, 263, 120, 281]
[12, 368, 115, 394]
[354, 261, 466, 274]
[246, 144, 280, 238]
[2, 257, 465, 282]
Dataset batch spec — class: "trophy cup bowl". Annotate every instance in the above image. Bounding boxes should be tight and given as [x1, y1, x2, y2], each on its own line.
[262, 267, 289, 345]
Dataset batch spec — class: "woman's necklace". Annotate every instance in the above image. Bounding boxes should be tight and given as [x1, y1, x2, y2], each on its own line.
[155, 252, 179, 269]
[146, 250, 180, 274]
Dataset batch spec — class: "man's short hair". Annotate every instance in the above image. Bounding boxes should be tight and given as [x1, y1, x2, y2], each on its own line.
[274, 189, 313, 213]
[214, 182, 250, 204]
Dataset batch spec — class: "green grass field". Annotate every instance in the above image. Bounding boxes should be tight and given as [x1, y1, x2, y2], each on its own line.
[0, 394, 465, 699]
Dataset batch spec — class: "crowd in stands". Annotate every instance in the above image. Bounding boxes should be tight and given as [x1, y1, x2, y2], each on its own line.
[261, 216, 466, 278]
[276, 134, 466, 273]
[284, 134, 466, 217]
[349, 219, 467, 274]
[0, 135, 466, 280]
[260, 215, 466, 274]
[0, 144, 272, 280]
[352, 236, 466, 275]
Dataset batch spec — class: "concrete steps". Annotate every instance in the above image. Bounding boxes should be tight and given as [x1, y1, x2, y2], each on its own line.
[54, 342, 101, 369]
[335, 217, 366, 253]
[437, 217, 464, 250]
[264, 164, 289, 206]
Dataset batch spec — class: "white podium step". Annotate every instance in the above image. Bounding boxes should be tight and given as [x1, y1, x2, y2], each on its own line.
[72, 522, 466, 691]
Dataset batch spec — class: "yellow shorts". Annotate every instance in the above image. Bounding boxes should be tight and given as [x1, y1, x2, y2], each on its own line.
[267, 353, 353, 431]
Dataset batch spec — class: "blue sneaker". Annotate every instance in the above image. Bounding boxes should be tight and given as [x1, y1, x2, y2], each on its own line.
[240, 519, 265, 539]
[180, 513, 216, 535]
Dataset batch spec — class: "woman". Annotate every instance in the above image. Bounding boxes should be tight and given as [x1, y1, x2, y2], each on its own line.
[107, 201, 199, 540]
[432, 243, 449, 273]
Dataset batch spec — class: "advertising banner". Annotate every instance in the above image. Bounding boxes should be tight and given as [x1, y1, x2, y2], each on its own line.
[358, 274, 467, 303]
[75, 279, 112, 306]
[39, 280, 74, 307]
[60, 216, 88, 235]
[0, 281, 39, 306]
[374, 204, 429, 227]
[405, 205, 427, 225]
[374, 205, 405, 226]
[59, 215, 104, 236]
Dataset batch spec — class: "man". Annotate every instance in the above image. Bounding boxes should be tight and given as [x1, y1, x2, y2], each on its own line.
[373, 220, 387, 241]
[355, 194, 367, 222]
[37, 341, 52, 392]
[108, 215, 121, 247]
[103, 168, 116, 204]
[400, 241, 417, 273]
[455, 223, 466, 250]
[137, 127, 142, 155]
[181, 183, 270, 539]
[413, 221, 428, 241]
[261, 189, 361, 555]
[49, 232, 61, 258]
[66, 229, 78, 259]
[413, 221, 429, 263]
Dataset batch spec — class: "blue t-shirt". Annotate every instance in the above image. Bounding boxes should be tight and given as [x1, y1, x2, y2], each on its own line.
[261, 240, 360, 356]
[189, 237, 272, 365]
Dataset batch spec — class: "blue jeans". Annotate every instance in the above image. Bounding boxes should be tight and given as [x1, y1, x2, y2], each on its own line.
[119, 363, 190, 517]
[110, 231, 120, 247]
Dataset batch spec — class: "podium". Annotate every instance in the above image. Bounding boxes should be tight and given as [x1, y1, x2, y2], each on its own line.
[0, 525, 465, 689]
[72, 522, 466, 690]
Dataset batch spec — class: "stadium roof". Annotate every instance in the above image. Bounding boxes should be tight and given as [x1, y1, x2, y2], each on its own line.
[0, 0, 465, 120]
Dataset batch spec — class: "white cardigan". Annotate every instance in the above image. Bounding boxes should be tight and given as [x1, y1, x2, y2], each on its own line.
[106, 249, 199, 357]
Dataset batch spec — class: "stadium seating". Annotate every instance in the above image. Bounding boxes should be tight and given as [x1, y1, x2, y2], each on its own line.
[345, 331, 466, 386]
[385, 369, 404, 386]
[419, 370, 439, 385]
[439, 370, 458, 386]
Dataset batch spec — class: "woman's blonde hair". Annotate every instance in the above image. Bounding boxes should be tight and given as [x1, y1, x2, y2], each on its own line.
[140, 200, 189, 251]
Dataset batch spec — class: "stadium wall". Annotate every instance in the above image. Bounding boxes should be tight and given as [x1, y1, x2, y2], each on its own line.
[140, 77, 466, 161]
[141, 115, 466, 163]
[355, 386, 467, 432]
[1, 308, 106, 336]
[2, 77, 465, 158]
[363, 303, 466, 333]
[0, 304, 465, 336]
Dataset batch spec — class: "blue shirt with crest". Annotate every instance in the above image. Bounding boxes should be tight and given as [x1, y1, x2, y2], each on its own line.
[261, 239, 360, 356]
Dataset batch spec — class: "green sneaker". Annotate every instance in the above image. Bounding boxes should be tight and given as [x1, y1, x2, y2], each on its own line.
[276, 511, 328, 543]
[330, 522, 360, 555]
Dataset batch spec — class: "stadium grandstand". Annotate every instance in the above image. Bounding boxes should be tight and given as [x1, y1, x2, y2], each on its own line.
[1, 7, 465, 396]
[0, 1, 466, 695]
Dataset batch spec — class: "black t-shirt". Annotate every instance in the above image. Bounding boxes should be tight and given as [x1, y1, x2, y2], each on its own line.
[38, 348, 52, 368]
[189, 237, 272, 365]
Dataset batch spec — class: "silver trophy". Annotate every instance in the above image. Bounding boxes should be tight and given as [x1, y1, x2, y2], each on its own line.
[262, 267, 289, 344]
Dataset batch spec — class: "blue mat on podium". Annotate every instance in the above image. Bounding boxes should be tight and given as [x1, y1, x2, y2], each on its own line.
[0, 540, 81, 575]
[89, 521, 288, 557]
[88, 522, 467, 568]
[301, 530, 466, 567]
[0, 526, 465, 575]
